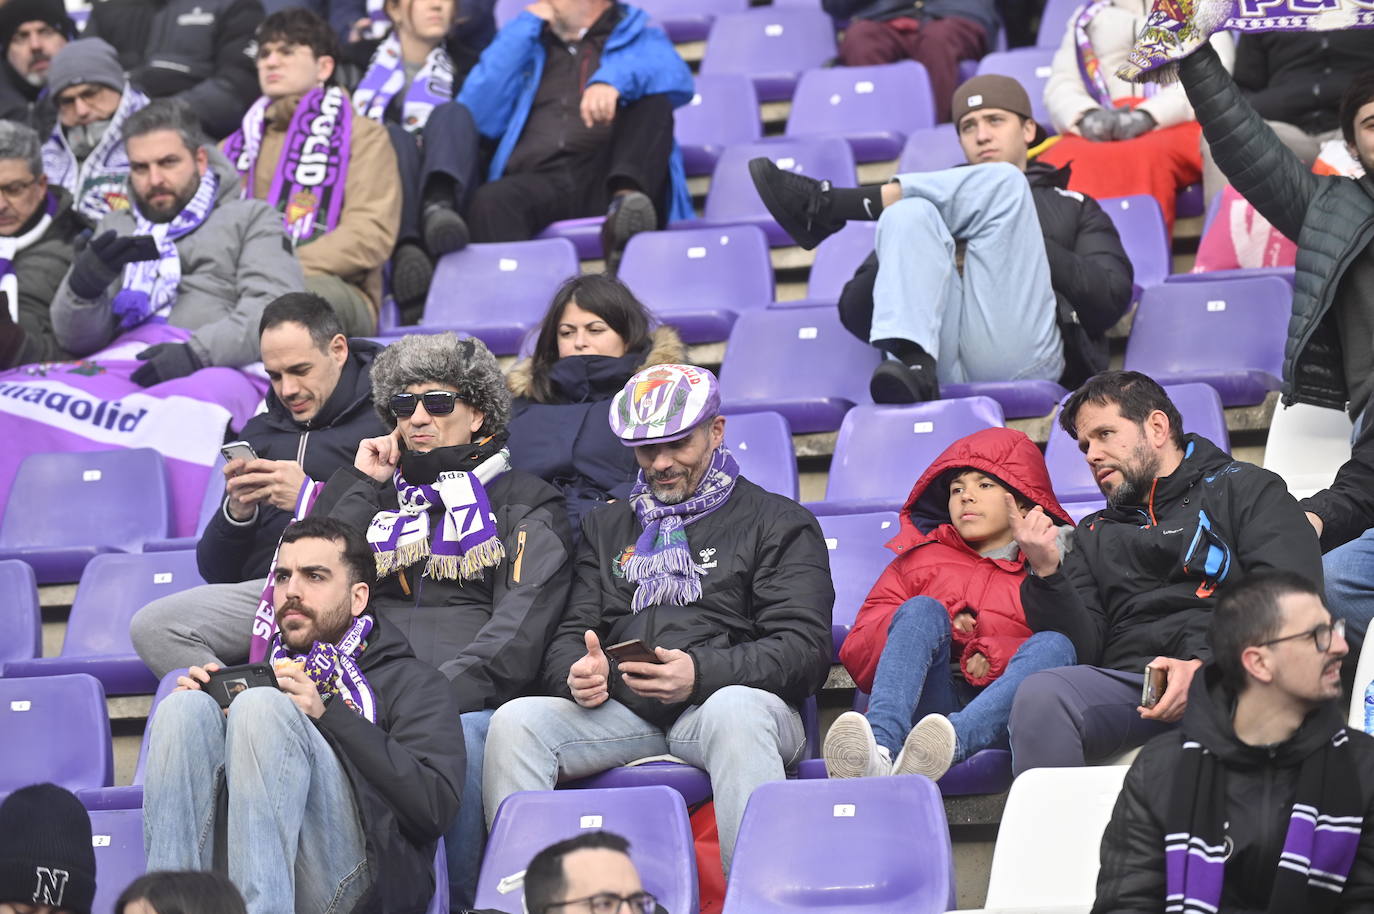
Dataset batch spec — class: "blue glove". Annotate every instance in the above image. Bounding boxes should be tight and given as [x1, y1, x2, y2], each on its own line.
[130, 342, 203, 387]
[67, 230, 161, 300]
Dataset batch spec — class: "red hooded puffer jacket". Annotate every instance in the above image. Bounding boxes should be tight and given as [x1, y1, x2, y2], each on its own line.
[839, 427, 1071, 692]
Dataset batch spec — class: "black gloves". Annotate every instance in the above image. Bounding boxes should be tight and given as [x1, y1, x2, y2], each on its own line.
[67, 230, 161, 300]
[130, 342, 203, 387]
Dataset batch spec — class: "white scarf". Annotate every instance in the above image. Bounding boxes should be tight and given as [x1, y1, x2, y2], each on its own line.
[0, 204, 51, 322]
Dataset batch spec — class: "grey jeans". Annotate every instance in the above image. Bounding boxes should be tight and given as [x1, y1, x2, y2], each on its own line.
[131, 578, 261, 679]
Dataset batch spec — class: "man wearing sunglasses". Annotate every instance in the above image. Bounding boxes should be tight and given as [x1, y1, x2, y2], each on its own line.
[311, 331, 574, 909]
[1095, 571, 1374, 912]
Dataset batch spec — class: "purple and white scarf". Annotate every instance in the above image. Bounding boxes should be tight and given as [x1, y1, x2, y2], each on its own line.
[1075, 0, 1158, 106]
[367, 449, 511, 582]
[623, 445, 738, 612]
[249, 477, 325, 663]
[0, 192, 56, 323]
[1120, 0, 1374, 84]
[41, 84, 148, 222]
[1165, 730, 1363, 913]
[352, 34, 455, 135]
[221, 86, 352, 246]
[269, 614, 378, 723]
[110, 168, 219, 330]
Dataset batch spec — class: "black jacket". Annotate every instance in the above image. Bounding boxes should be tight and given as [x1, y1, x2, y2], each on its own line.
[9, 187, 89, 367]
[1093, 666, 1374, 914]
[196, 340, 387, 584]
[313, 610, 465, 914]
[838, 161, 1134, 389]
[313, 462, 574, 714]
[1234, 31, 1374, 136]
[85, 0, 263, 139]
[1303, 416, 1374, 554]
[1023, 434, 1323, 672]
[542, 476, 833, 729]
[819, 0, 999, 40]
[1180, 43, 1374, 415]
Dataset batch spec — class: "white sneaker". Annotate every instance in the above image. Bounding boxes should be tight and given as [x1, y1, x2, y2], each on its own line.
[893, 714, 957, 781]
[823, 711, 892, 778]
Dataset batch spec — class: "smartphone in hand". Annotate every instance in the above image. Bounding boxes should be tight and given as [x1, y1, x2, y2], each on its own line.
[605, 639, 662, 665]
[1140, 665, 1168, 709]
[220, 440, 258, 465]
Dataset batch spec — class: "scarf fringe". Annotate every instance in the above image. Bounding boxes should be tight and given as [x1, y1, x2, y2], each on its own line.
[425, 537, 507, 583]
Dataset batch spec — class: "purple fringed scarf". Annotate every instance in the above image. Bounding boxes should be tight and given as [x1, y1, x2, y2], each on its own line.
[352, 33, 454, 135]
[1165, 730, 1363, 913]
[269, 614, 378, 723]
[367, 449, 511, 582]
[624, 445, 739, 612]
[249, 477, 326, 663]
[222, 86, 352, 246]
[0, 192, 57, 323]
[110, 168, 219, 330]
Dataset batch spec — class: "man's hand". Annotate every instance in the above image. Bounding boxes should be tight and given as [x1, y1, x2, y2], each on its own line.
[580, 83, 620, 128]
[620, 647, 695, 704]
[965, 652, 990, 681]
[176, 663, 220, 692]
[568, 630, 611, 708]
[67, 230, 161, 299]
[275, 664, 327, 718]
[1005, 492, 1061, 577]
[1306, 512, 1324, 538]
[952, 611, 976, 634]
[130, 342, 203, 387]
[1137, 656, 1204, 723]
[226, 459, 307, 516]
[355, 429, 404, 482]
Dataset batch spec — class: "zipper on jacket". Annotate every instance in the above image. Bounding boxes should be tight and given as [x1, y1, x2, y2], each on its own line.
[296, 431, 309, 466]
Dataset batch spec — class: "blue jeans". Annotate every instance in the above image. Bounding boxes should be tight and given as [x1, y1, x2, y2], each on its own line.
[871, 161, 1064, 384]
[865, 596, 1076, 760]
[445, 709, 493, 912]
[1324, 527, 1374, 657]
[143, 688, 370, 914]
[483, 686, 805, 874]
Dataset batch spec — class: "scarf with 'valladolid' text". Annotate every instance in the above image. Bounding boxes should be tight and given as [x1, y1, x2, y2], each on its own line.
[269, 614, 378, 722]
[222, 86, 352, 246]
[352, 34, 454, 134]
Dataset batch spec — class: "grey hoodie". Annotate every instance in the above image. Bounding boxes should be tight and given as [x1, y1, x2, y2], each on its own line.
[51, 147, 305, 367]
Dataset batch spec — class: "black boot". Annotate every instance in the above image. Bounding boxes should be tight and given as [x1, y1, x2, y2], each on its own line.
[869, 340, 939, 404]
[391, 242, 434, 318]
[600, 191, 656, 275]
[422, 203, 470, 257]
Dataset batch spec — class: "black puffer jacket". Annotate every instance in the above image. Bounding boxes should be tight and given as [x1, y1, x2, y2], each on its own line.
[1233, 31, 1374, 136]
[313, 457, 574, 714]
[313, 611, 465, 914]
[1180, 43, 1374, 415]
[542, 477, 833, 729]
[819, 0, 999, 40]
[196, 340, 387, 584]
[838, 160, 1134, 389]
[1023, 435, 1322, 671]
[1093, 666, 1374, 914]
[1303, 415, 1374, 554]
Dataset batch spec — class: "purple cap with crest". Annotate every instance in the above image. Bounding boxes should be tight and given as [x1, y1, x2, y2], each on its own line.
[610, 364, 721, 446]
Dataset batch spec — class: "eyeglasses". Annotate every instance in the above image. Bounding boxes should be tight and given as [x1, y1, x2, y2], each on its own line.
[0, 178, 37, 205]
[544, 892, 657, 914]
[56, 84, 109, 110]
[389, 390, 459, 417]
[1258, 618, 1346, 653]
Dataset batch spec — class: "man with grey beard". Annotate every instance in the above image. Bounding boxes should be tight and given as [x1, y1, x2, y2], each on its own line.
[1002, 370, 1323, 772]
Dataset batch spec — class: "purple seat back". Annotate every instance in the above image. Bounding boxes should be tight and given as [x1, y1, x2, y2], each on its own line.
[940, 379, 1069, 420]
[493, 0, 526, 27]
[676, 73, 762, 176]
[819, 512, 900, 659]
[1101, 195, 1170, 291]
[639, 0, 749, 43]
[477, 786, 699, 914]
[75, 667, 184, 813]
[0, 559, 40, 664]
[896, 123, 964, 174]
[142, 454, 227, 553]
[561, 761, 713, 809]
[785, 61, 936, 161]
[723, 410, 798, 500]
[617, 224, 774, 343]
[805, 221, 875, 303]
[723, 777, 955, 913]
[718, 306, 879, 434]
[975, 47, 1056, 132]
[818, 398, 1006, 513]
[1123, 278, 1289, 406]
[536, 217, 605, 260]
[1037, 0, 1081, 47]
[422, 239, 580, 354]
[700, 8, 838, 102]
[0, 673, 112, 792]
[88, 807, 147, 914]
[428, 840, 449, 914]
[703, 138, 856, 245]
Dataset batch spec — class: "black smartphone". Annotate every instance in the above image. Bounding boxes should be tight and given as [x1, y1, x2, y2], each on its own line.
[204, 663, 279, 708]
[1140, 665, 1168, 709]
[605, 638, 662, 665]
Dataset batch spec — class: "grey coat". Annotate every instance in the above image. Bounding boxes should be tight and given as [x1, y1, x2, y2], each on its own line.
[50, 147, 305, 367]
[1180, 44, 1374, 414]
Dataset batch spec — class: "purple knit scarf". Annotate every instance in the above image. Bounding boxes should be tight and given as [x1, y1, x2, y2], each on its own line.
[269, 614, 378, 723]
[624, 445, 738, 612]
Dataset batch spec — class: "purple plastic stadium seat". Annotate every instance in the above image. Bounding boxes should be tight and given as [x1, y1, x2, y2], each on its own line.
[896, 123, 964, 174]
[421, 239, 580, 354]
[0, 448, 170, 585]
[939, 749, 1015, 796]
[3, 551, 202, 695]
[942, 380, 1069, 420]
[1167, 266, 1296, 286]
[700, 8, 838, 103]
[1124, 278, 1289, 407]
[677, 73, 762, 177]
[718, 307, 879, 434]
[617, 224, 774, 343]
[723, 777, 955, 913]
[477, 786, 699, 914]
[1101, 195, 1171, 293]
[640, 0, 749, 42]
[772, 221, 876, 308]
[976, 47, 1057, 133]
[785, 62, 936, 162]
[1037, 0, 1081, 47]
[820, 512, 901, 659]
[561, 761, 714, 809]
[143, 455, 227, 553]
[700, 137, 856, 246]
[0, 559, 40, 664]
[79, 668, 184, 811]
[428, 840, 449, 914]
[1177, 181, 1204, 219]
[724, 411, 799, 500]
[810, 397, 1006, 516]
[536, 217, 605, 261]
[0, 673, 112, 794]
[88, 807, 147, 914]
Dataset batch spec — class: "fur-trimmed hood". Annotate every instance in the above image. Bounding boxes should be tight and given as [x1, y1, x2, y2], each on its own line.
[506, 325, 686, 401]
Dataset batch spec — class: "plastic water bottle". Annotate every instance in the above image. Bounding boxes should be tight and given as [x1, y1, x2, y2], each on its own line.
[1365, 681, 1374, 735]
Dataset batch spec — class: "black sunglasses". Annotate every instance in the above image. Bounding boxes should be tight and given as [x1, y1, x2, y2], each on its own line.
[389, 390, 459, 418]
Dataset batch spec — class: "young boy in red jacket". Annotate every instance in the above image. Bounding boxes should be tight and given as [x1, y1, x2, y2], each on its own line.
[827, 426, 1077, 781]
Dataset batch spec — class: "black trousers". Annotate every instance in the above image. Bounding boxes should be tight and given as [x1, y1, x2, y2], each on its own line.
[386, 101, 482, 247]
[466, 93, 675, 243]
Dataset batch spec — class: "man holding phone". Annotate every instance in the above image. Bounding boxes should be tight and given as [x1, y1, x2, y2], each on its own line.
[143, 515, 464, 914]
[483, 364, 833, 877]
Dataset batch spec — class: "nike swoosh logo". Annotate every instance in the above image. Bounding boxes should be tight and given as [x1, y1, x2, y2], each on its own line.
[862, 198, 874, 219]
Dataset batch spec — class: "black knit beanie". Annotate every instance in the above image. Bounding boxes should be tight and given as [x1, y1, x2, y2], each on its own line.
[0, 783, 96, 914]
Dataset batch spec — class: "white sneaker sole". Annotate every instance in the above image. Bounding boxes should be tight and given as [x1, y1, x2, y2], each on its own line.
[893, 714, 957, 781]
[824, 711, 884, 779]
